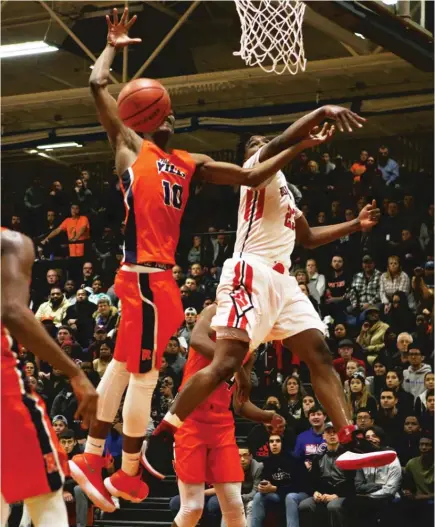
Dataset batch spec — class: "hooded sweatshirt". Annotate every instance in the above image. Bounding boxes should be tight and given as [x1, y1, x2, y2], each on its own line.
[403, 363, 432, 400]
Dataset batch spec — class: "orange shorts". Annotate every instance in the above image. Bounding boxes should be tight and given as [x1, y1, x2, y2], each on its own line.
[114, 269, 184, 373]
[1, 391, 68, 504]
[174, 418, 244, 484]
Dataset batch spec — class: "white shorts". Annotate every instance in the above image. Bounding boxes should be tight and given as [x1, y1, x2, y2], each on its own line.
[211, 254, 325, 350]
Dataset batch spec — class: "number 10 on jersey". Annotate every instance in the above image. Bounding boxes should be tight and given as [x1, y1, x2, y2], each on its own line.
[162, 180, 183, 209]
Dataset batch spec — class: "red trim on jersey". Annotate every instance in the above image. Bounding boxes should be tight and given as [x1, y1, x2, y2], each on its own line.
[227, 262, 242, 327]
[244, 190, 254, 221]
[255, 189, 266, 221]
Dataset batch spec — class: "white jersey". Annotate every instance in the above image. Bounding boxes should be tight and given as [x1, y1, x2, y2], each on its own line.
[234, 146, 302, 270]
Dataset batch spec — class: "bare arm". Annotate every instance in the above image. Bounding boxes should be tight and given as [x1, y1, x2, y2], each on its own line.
[1, 231, 98, 426]
[296, 201, 381, 249]
[259, 105, 365, 162]
[42, 226, 63, 242]
[71, 222, 89, 241]
[189, 304, 217, 360]
[234, 398, 275, 423]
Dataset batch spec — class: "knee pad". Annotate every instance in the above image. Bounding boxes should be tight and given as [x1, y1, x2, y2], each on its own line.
[96, 359, 130, 423]
[122, 369, 159, 437]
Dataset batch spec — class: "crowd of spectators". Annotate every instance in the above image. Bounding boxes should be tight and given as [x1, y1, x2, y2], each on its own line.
[4, 142, 434, 527]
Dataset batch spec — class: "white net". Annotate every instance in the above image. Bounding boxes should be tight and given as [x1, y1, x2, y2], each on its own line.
[234, 0, 307, 76]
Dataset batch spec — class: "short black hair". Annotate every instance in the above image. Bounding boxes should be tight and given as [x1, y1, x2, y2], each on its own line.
[308, 405, 326, 416]
[427, 389, 434, 398]
[356, 407, 373, 417]
[169, 336, 179, 344]
[59, 429, 76, 440]
[380, 387, 397, 397]
[237, 441, 251, 452]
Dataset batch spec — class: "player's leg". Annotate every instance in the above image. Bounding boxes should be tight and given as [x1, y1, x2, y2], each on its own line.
[214, 483, 245, 527]
[172, 481, 205, 527]
[24, 489, 68, 527]
[1, 494, 10, 527]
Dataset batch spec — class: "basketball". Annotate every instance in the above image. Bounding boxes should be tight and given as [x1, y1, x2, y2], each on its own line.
[117, 78, 171, 133]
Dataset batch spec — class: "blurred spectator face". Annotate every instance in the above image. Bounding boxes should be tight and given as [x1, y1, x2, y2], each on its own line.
[160, 376, 174, 397]
[299, 284, 308, 296]
[306, 259, 317, 276]
[388, 256, 400, 275]
[190, 263, 202, 277]
[99, 343, 112, 361]
[64, 280, 76, 295]
[57, 328, 72, 343]
[357, 197, 367, 211]
[360, 150, 368, 162]
[334, 324, 346, 339]
[309, 410, 326, 428]
[53, 419, 67, 436]
[380, 390, 397, 410]
[185, 278, 197, 292]
[362, 259, 375, 274]
[268, 435, 282, 455]
[397, 333, 412, 352]
[203, 298, 213, 308]
[208, 226, 217, 238]
[295, 271, 308, 285]
[404, 416, 420, 435]
[299, 152, 308, 164]
[367, 156, 376, 167]
[385, 371, 400, 389]
[27, 376, 38, 390]
[160, 356, 168, 372]
[83, 263, 93, 278]
[350, 378, 363, 394]
[301, 204, 310, 216]
[71, 205, 80, 217]
[331, 256, 344, 271]
[331, 200, 340, 214]
[81, 170, 90, 182]
[25, 362, 35, 377]
[424, 373, 434, 391]
[47, 270, 59, 285]
[217, 233, 227, 245]
[265, 396, 281, 409]
[53, 181, 62, 192]
[80, 362, 93, 375]
[387, 202, 399, 217]
[416, 314, 428, 328]
[97, 300, 111, 317]
[47, 211, 56, 224]
[321, 153, 330, 163]
[307, 161, 318, 174]
[92, 280, 103, 294]
[403, 195, 414, 209]
[323, 426, 338, 446]
[373, 361, 387, 377]
[427, 395, 435, 412]
[317, 211, 326, 224]
[408, 348, 424, 369]
[94, 327, 107, 341]
[302, 395, 315, 414]
[11, 215, 21, 227]
[286, 377, 299, 397]
[401, 229, 412, 242]
[172, 265, 183, 281]
[378, 146, 389, 159]
[59, 436, 76, 455]
[192, 236, 201, 249]
[366, 309, 379, 323]
[185, 311, 197, 325]
[239, 448, 252, 470]
[345, 209, 355, 221]
[75, 178, 83, 189]
[419, 437, 433, 456]
[76, 289, 87, 303]
[180, 286, 190, 297]
[50, 288, 63, 306]
[365, 429, 381, 447]
[346, 360, 359, 379]
[165, 338, 180, 355]
[356, 411, 374, 430]
[338, 345, 353, 361]
[392, 294, 402, 309]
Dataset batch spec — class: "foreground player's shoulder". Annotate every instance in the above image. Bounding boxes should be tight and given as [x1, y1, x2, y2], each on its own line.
[1, 230, 34, 265]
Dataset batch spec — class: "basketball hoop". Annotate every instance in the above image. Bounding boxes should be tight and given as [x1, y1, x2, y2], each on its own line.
[234, 0, 307, 75]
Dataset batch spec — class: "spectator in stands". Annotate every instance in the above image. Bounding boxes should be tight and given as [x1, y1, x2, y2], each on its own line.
[355, 408, 375, 432]
[403, 347, 432, 400]
[350, 149, 368, 182]
[187, 235, 202, 265]
[378, 201, 404, 260]
[213, 231, 232, 267]
[38, 210, 65, 259]
[172, 265, 185, 287]
[64, 288, 96, 347]
[24, 176, 45, 235]
[291, 394, 318, 435]
[63, 279, 77, 307]
[344, 426, 401, 527]
[299, 421, 355, 527]
[333, 339, 365, 383]
[356, 305, 389, 364]
[298, 283, 321, 316]
[360, 156, 385, 201]
[327, 323, 348, 357]
[385, 369, 414, 416]
[48, 180, 69, 218]
[32, 268, 61, 311]
[151, 376, 175, 428]
[80, 262, 95, 289]
[412, 263, 434, 314]
[366, 358, 387, 400]
[385, 291, 416, 334]
[375, 388, 404, 448]
[184, 277, 205, 312]
[73, 178, 93, 214]
[92, 296, 118, 333]
[377, 145, 399, 186]
[41, 204, 90, 260]
[35, 287, 69, 328]
[419, 389, 434, 437]
[293, 406, 327, 466]
[10, 214, 22, 232]
[418, 203, 434, 256]
[346, 372, 377, 419]
[163, 337, 186, 377]
[348, 255, 382, 315]
[398, 228, 424, 277]
[178, 307, 197, 348]
[88, 277, 107, 305]
[380, 256, 411, 314]
[324, 256, 350, 323]
[380, 331, 413, 370]
[343, 360, 364, 395]
[52, 415, 68, 436]
[413, 314, 433, 358]
[401, 434, 434, 527]
[251, 434, 306, 527]
[50, 377, 79, 432]
[92, 340, 114, 378]
[415, 372, 435, 416]
[190, 262, 217, 298]
[396, 415, 422, 466]
[306, 259, 325, 304]
[320, 152, 335, 175]
[282, 375, 305, 421]
[93, 226, 117, 273]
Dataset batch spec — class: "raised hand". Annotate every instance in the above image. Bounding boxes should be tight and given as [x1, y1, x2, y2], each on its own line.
[358, 200, 381, 231]
[303, 123, 336, 148]
[323, 105, 366, 132]
[106, 7, 142, 49]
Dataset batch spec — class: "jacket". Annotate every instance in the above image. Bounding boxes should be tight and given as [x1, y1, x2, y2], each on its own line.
[310, 447, 355, 497]
[92, 306, 119, 333]
[356, 320, 390, 355]
[35, 297, 69, 328]
[403, 364, 432, 400]
[261, 453, 307, 497]
[241, 459, 263, 503]
[355, 457, 402, 499]
[292, 428, 327, 461]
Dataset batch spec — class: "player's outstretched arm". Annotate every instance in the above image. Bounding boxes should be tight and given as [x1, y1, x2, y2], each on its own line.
[193, 124, 334, 187]
[296, 200, 381, 249]
[90, 8, 141, 147]
[259, 105, 366, 162]
[1, 230, 98, 428]
[189, 304, 217, 360]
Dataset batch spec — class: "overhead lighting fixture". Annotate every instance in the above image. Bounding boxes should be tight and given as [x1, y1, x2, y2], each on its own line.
[37, 142, 83, 150]
[354, 33, 366, 39]
[1, 41, 58, 59]
[89, 65, 113, 71]
[381, 0, 397, 4]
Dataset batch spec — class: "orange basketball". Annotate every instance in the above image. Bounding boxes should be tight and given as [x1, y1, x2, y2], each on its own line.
[117, 78, 171, 133]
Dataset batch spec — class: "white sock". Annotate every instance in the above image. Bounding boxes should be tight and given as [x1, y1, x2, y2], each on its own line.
[163, 411, 183, 428]
[85, 436, 106, 456]
[121, 450, 140, 477]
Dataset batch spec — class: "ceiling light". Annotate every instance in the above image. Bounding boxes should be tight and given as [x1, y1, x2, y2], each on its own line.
[37, 142, 83, 150]
[381, 0, 397, 4]
[354, 33, 366, 39]
[1, 41, 58, 59]
[89, 65, 113, 71]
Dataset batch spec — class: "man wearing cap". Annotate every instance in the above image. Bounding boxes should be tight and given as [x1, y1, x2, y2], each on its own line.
[348, 255, 382, 315]
[178, 308, 197, 348]
[333, 340, 365, 383]
[356, 306, 389, 365]
[299, 422, 355, 527]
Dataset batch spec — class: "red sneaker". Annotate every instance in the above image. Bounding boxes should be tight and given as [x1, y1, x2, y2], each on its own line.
[336, 450, 397, 470]
[69, 453, 116, 513]
[104, 468, 149, 503]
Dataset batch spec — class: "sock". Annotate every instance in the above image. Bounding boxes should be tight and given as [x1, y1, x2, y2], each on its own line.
[163, 411, 183, 429]
[121, 450, 141, 477]
[85, 436, 106, 456]
[337, 424, 356, 444]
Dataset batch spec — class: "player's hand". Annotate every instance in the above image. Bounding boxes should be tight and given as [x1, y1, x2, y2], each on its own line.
[270, 413, 286, 435]
[70, 370, 98, 429]
[106, 8, 142, 49]
[358, 200, 380, 232]
[323, 105, 366, 132]
[63, 491, 74, 503]
[302, 123, 335, 148]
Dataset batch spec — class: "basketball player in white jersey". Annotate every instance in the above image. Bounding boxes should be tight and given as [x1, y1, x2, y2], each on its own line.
[155, 105, 395, 469]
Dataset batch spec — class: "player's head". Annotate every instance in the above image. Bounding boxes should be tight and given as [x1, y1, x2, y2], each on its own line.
[244, 135, 269, 161]
[150, 112, 175, 146]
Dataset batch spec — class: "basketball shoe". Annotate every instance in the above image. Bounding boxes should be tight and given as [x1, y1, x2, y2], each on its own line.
[104, 468, 149, 502]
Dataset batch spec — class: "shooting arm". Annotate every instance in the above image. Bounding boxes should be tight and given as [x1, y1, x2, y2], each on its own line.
[234, 395, 275, 424]
[296, 214, 361, 249]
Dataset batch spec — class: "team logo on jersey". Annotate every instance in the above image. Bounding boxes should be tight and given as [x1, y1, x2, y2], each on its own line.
[141, 349, 152, 361]
[279, 185, 290, 197]
[156, 159, 186, 179]
[284, 205, 296, 230]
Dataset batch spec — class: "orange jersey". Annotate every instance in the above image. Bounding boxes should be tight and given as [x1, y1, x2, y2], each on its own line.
[1, 323, 23, 397]
[120, 140, 196, 266]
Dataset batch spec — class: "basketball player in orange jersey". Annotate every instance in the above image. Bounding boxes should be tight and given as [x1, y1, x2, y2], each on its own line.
[157, 109, 395, 469]
[172, 303, 285, 527]
[69, 7, 334, 512]
[1, 229, 98, 527]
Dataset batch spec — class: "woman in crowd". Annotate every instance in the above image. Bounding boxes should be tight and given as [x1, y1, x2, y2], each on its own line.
[380, 256, 411, 314]
[346, 371, 377, 419]
[306, 258, 326, 304]
[187, 235, 202, 265]
[281, 375, 306, 421]
[366, 357, 388, 401]
[343, 359, 365, 395]
[92, 340, 114, 379]
[385, 291, 416, 334]
[415, 372, 435, 417]
[385, 369, 414, 416]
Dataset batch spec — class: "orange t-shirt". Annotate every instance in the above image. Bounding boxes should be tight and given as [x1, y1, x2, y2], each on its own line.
[59, 216, 90, 257]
